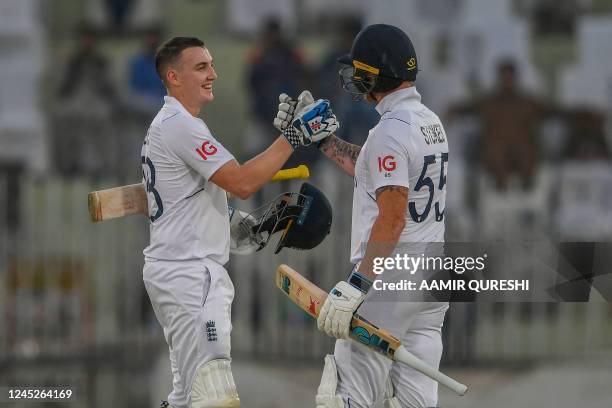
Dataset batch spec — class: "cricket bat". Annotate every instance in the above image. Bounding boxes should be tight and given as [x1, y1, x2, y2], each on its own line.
[88, 165, 310, 222]
[276, 264, 468, 396]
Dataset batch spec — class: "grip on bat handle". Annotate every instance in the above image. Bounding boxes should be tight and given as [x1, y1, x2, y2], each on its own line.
[271, 164, 310, 181]
[395, 346, 468, 396]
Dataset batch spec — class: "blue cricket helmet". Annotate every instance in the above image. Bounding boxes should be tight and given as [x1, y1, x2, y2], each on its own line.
[338, 24, 418, 96]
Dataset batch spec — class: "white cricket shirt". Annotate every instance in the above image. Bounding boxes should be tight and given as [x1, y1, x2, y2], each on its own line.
[351, 87, 449, 263]
[142, 96, 235, 263]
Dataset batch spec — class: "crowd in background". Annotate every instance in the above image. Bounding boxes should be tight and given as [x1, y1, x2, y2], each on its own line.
[44, 19, 612, 179]
[45, 16, 384, 182]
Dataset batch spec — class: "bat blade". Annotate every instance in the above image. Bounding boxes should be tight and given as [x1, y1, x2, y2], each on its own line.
[276, 263, 326, 318]
[88, 165, 311, 223]
[275, 264, 468, 396]
[88, 183, 147, 222]
[276, 264, 402, 356]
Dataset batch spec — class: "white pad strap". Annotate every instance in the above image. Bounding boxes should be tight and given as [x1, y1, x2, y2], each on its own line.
[315, 355, 344, 408]
[383, 376, 401, 408]
[191, 359, 240, 408]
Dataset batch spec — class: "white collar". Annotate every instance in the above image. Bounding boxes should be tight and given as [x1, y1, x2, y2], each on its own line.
[164, 95, 194, 117]
[375, 86, 421, 116]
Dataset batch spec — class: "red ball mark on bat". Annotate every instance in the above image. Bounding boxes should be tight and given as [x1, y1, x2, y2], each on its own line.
[309, 296, 317, 315]
[196, 141, 218, 160]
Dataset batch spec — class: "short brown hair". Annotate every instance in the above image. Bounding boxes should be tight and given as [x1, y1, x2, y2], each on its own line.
[155, 37, 205, 83]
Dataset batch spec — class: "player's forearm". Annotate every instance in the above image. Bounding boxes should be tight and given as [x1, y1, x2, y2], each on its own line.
[357, 214, 405, 280]
[318, 135, 361, 177]
[236, 136, 294, 198]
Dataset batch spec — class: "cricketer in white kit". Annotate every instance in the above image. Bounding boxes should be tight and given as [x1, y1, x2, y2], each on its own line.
[141, 37, 338, 408]
[142, 93, 238, 408]
[315, 24, 450, 408]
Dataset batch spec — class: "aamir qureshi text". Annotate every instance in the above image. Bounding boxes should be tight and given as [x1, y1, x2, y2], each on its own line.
[372, 278, 530, 293]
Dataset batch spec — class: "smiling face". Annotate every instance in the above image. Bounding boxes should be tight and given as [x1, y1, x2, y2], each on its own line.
[165, 46, 218, 112]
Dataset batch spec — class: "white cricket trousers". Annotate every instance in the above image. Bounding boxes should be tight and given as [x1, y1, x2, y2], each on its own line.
[143, 258, 235, 408]
[335, 296, 448, 407]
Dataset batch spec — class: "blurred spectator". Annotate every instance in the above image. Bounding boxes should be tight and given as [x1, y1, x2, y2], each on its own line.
[245, 18, 310, 168]
[315, 17, 378, 146]
[105, 0, 136, 30]
[58, 28, 117, 104]
[450, 59, 561, 190]
[127, 28, 166, 116]
[54, 27, 119, 179]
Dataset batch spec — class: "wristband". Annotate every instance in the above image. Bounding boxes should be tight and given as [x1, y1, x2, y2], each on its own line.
[347, 270, 373, 294]
[282, 126, 301, 150]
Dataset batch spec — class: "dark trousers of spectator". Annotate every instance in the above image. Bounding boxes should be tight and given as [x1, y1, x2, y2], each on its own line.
[0, 162, 23, 234]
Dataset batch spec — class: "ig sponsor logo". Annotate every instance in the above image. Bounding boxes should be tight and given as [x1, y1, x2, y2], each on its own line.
[196, 141, 218, 160]
[377, 155, 396, 177]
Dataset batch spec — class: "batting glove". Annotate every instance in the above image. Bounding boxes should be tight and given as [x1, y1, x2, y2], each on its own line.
[273, 90, 314, 132]
[282, 99, 338, 150]
[292, 99, 339, 144]
[273, 93, 297, 132]
[294, 90, 315, 115]
[317, 281, 365, 339]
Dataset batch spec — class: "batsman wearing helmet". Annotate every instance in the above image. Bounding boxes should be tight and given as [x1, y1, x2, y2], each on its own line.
[142, 37, 338, 408]
[279, 24, 450, 407]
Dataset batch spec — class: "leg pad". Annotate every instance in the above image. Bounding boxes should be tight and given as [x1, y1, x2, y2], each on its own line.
[315, 355, 345, 408]
[191, 359, 240, 408]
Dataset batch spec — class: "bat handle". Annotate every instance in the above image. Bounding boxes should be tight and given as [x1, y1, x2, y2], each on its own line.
[271, 164, 310, 181]
[395, 346, 468, 396]
[228, 165, 310, 198]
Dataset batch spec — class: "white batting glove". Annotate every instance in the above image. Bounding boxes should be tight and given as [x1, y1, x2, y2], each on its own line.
[273, 93, 297, 132]
[273, 90, 314, 132]
[293, 99, 339, 144]
[282, 99, 337, 149]
[294, 90, 315, 115]
[317, 281, 365, 339]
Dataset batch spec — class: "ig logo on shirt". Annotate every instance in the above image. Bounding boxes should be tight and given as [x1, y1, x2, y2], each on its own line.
[196, 141, 218, 160]
[377, 155, 396, 177]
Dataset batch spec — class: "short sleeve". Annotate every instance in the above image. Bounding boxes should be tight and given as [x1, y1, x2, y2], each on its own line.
[367, 132, 410, 192]
[168, 119, 235, 180]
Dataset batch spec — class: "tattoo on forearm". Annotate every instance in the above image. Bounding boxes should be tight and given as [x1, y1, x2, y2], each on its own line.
[375, 185, 408, 199]
[319, 136, 361, 168]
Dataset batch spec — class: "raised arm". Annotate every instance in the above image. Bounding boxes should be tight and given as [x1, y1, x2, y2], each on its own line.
[210, 137, 293, 199]
[212, 96, 339, 199]
[317, 135, 361, 177]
